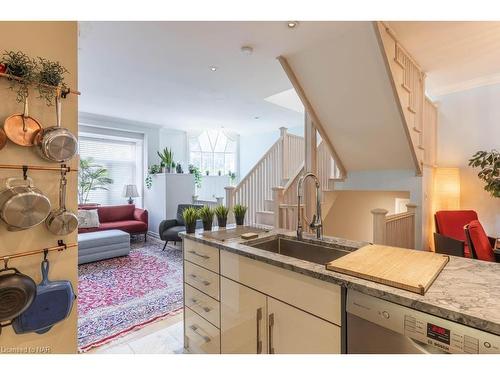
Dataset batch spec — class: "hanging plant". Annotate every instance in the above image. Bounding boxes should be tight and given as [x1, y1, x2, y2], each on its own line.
[1, 50, 38, 102]
[36, 57, 68, 106]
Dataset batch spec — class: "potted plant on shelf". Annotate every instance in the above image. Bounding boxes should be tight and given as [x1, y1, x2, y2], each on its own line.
[469, 150, 500, 198]
[182, 207, 199, 234]
[214, 205, 229, 228]
[145, 164, 161, 189]
[199, 206, 214, 231]
[233, 204, 247, 226]
[78, 157, 113, 205]
[1, 50, 37, 102]
[176, 162, 183, 174]
[36, 57, 68, 105]
[228, 171, 237, 185]
[157, 147, 174, 173]
[205, 170, 210, 176]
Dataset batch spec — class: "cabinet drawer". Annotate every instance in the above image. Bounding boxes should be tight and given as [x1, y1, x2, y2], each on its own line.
[220, 250, 342, 325]
[184, 239, 219, 273]
[184, 261, 220, 300]
[185, 307, 220, 354]
[185, 283, 220, 328]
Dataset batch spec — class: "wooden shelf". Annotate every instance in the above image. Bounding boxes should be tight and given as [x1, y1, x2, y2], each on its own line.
[0, 72, 80, 97]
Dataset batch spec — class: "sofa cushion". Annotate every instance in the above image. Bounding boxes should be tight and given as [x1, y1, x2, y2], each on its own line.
[78, 209, 100, 228]
[97, 205, 136, 223]
[100, 220, 148, 233]
[78, 229, 130, 249]
[468, 220, 495, 262]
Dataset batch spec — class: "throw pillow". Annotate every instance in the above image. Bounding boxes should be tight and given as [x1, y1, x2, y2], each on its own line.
[78, 209, 100, 228]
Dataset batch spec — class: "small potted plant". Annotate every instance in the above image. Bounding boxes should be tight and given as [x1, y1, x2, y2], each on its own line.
[145, 164, 161, 189]
[36, 57, 68, 105]
[176, 162, 183, 174]
[233, 204, 247, 226]
[218, 170, 222, 176]
[189, 164, 202, 190]
[1, 50, 37, 102]
[214, 205, 229, 228]
[205, 170, 210, 176]
[199, 205, 214, 231]
[182, 207, 199, 234]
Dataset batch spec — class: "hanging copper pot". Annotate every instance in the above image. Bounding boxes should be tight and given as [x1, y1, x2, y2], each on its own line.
[3, 95, 42, 147]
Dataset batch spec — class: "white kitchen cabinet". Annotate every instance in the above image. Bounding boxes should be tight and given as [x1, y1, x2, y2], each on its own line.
[220, 277, 267, 354]
[267, 297, 341, 354]
[220, 276, 341, 354]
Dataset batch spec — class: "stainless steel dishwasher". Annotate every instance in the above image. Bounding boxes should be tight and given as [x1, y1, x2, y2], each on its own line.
[347, 290, 500, 354]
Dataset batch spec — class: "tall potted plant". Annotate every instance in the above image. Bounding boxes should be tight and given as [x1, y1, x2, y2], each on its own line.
[182, 207, 199, 234]
[78, 158, 113, 204]
[214, 205, 229, 228]
[199, 206, 214, 231]
[469, 150, 500, 198]
[157, 147, 174, 173]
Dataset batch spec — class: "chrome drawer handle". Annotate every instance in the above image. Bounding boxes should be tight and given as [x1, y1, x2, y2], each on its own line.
[268, 313, 275, 354]
[189, 324, 211, 343]
[188, 250, 210, 259]
[190, 298, 212, 313]
[189, 273, 211, 286]
[256, 307, 263, 354]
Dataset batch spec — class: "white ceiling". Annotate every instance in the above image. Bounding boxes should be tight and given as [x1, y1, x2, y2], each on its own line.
[386, 22, 500, 97]
[78, 21, 352, 134]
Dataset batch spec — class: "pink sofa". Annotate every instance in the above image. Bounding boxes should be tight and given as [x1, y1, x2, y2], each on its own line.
[78, 204, 148, 241]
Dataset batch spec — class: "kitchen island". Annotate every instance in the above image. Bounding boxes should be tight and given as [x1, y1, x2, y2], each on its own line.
[180, 227, 500, 353]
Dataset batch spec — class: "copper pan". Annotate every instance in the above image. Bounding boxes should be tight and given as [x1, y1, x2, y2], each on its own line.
[3, 95, 42, 147]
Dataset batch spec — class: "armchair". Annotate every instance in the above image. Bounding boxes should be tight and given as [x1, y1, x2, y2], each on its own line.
[159, 204, 203, 251]
[434, 210, 478, 257]
[464, 220, 498, 262]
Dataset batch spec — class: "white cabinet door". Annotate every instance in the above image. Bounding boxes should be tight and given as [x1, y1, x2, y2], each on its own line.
[267, 297, 341, 354]
[220, 277, 268, 353]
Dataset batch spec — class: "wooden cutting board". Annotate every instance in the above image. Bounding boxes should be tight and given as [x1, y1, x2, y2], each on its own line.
[326, 244, 449, 295]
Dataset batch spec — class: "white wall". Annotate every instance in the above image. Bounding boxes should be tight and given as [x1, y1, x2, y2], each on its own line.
[159, 128, 188, 168]
[436, 84, 500, 236]
[239, 125, 303, 179]
[335, 169, 424, 249]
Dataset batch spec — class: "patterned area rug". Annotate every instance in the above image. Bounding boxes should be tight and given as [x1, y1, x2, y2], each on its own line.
[77, 237, 183, 352]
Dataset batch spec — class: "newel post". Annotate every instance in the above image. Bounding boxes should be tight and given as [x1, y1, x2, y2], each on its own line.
[280, 127, 288, 181]
[371, 208, 388, 245]
[225, 186, 235, 224]
[406, 203, 417, 214]
[272, 186, 285, 229]
[406, 202, 417, 249]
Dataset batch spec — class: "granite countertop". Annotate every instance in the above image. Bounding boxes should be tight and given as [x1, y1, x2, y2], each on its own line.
[180, 227, 500, 336]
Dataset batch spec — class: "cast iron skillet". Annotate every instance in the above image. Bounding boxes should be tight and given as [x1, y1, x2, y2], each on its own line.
[0, 264, 36, 334]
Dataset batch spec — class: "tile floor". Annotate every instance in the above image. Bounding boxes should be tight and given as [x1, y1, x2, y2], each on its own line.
[87, 313, 185, 354]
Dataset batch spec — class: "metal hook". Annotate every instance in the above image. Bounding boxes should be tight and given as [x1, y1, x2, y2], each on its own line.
[3, 256, 9, 269]
[57, 240, 67, 251]
[22, 165, 28, 180]
[43, 249, 48, 261]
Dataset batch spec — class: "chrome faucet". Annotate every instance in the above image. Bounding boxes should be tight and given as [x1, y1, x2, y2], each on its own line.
[296, 172, 322, 240]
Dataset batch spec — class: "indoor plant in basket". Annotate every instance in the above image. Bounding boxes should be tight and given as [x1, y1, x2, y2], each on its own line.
[182, 207, 199, 234]
[233, 204, 247, 226]
[199, 205, 214, 231]
[214, 205, 229, 228]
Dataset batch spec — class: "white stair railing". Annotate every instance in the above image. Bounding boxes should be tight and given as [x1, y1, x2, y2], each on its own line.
[226, 127, 304, 225]
[371, 203, 417, 249]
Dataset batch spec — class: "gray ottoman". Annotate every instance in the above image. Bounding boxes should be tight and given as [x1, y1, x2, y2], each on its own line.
[78, 230, 131, 265]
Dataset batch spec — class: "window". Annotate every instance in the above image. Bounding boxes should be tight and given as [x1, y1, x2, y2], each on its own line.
[78, 129, 144, 206]
[189, 129, 237, 175]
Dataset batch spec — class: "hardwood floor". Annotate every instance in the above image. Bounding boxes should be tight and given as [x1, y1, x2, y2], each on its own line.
[87, 313, 185, 354]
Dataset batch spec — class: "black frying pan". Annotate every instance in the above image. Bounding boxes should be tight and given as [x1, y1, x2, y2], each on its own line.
[0, 264, 36, 334]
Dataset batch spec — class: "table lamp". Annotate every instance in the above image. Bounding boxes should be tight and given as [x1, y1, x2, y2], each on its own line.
[123, 184, 139, 204]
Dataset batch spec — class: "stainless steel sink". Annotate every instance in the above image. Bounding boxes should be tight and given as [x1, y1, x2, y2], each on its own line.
[248, 237, 352, 265]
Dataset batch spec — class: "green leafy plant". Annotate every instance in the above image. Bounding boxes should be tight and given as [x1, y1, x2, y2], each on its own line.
[214, 205, 229, 228]
[228, 171, 237, 185]
[145, 164, 162, 189]
[188, 164, 202, 189]
[182, 207, 200, 233]
[36, 57, 68, 106]
[233, 204, 247, 225]
[176, 162, 183, 174]
[199, 206, 214, 231]
[157, 147, 174, 172]
[78, 158, 113, 204]
[469, 150, 500, 198]
[1, 50, 37, 102]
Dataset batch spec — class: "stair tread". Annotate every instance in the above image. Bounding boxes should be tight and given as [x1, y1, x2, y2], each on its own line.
[256, 210, 274, 215]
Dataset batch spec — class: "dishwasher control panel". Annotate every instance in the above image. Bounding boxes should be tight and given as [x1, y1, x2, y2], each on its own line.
[347, 290, 500, 354]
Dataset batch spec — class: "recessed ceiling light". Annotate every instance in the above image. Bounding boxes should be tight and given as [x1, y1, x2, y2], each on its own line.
[287, 21, 299, 29]
[241, 46, 254, 55]
[210, 66, 218, 72]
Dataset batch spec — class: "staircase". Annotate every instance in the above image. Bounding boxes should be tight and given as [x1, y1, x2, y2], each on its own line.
[225, 127, 342, 228]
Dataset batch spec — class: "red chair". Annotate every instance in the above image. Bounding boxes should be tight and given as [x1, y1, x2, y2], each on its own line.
[464, 220, 498, 262]
[434, 210, 479, 257]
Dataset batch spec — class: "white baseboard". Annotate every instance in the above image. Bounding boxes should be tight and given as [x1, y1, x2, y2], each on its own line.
[147, 231, 160, 240]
